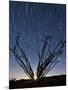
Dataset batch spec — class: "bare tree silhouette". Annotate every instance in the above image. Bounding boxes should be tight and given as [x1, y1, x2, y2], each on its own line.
[37, 34, 66, 79]
[10, 34, 34, 80]
[10, 33, 65, 80]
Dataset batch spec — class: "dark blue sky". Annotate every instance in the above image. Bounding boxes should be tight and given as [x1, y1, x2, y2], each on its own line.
[9, 1, 66, 80]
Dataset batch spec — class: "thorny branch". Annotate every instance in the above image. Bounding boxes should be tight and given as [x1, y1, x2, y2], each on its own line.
[37, 35, 65, 79]
[10, 34, 34, 80]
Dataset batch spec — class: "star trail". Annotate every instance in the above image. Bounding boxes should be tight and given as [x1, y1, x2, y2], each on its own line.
[9, 1, 66, 80]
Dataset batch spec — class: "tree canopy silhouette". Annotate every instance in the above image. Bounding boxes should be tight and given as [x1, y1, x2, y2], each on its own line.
[37, 34, 65, 79]
[10, 34, 34, 80]
[10, 33, 65, 80]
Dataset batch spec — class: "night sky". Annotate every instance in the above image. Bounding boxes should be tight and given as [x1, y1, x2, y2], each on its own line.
[9, 1, 66, 80]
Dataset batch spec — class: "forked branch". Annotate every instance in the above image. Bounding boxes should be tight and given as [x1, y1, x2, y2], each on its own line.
[10, 34, 34, 80]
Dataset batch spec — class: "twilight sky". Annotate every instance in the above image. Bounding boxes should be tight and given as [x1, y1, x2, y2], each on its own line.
[9, 1, 66, 80]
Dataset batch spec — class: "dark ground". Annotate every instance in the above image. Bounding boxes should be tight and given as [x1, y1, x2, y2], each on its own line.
[9, 75, 66, 89]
